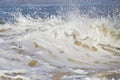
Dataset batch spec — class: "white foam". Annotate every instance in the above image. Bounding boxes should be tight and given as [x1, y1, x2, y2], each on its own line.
[0, 13, 120, 79]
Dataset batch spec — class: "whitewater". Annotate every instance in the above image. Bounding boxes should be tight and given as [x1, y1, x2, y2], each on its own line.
[0, 1, 120, 80]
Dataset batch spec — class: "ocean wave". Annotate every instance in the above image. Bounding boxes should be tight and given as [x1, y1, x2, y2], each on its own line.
[0, 7, 120, 79]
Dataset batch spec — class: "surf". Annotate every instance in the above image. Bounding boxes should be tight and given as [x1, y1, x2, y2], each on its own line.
[0, 1, 120, 80]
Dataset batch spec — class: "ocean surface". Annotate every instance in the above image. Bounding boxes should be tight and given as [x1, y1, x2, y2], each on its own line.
[0, 0, 120, 80]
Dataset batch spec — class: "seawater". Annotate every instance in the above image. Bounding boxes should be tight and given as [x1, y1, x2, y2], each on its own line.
[0, 0, 120, 80]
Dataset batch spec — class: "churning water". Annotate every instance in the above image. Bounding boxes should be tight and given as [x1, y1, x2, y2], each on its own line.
[0, 0, 120, 80]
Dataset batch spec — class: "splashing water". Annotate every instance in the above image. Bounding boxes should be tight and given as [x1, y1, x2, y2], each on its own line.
[0, 1, 120, 80]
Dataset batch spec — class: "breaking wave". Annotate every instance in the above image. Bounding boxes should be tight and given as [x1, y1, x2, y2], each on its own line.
[0, 5, 120, 80]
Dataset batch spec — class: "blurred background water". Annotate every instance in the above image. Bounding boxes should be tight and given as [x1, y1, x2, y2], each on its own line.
[0, 0, 120, 22]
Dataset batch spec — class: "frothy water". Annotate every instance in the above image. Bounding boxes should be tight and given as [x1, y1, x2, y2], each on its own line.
[0, 0, 120, 80]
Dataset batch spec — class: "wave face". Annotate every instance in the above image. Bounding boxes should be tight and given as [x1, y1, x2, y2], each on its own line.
[0, 1, 120, 80]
